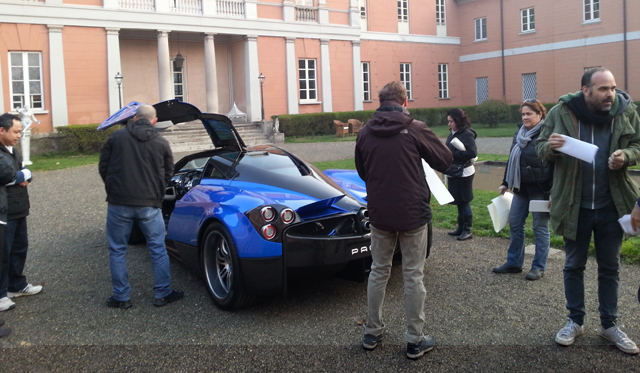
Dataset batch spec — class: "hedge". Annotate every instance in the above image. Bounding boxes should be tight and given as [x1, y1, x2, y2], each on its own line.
[56, 124, 117, 154]
[275, 101, 640, 137]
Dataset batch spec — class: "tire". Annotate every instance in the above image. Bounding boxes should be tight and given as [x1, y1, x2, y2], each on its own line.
[201, 222, 259, 310]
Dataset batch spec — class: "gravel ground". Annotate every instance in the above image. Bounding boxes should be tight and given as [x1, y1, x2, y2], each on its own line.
[1, 144, 640, 371]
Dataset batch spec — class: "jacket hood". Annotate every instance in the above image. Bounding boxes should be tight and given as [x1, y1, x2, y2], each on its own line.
[560, 89, 631, 126]
[127, 119, 159, 142]
[366, 103, 414, 138]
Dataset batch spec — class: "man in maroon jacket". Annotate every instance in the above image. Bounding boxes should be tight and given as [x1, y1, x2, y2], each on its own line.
[355, 81, 452, 359]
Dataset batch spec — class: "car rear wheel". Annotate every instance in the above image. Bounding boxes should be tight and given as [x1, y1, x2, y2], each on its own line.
[201, 222, 258, 310]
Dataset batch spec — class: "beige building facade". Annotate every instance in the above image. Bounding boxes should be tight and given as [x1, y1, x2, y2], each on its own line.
[0, 0, 637, 133]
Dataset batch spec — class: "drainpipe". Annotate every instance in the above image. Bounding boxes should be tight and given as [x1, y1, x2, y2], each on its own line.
[500, 0, 506, 100]
[623, 0, 628, 91]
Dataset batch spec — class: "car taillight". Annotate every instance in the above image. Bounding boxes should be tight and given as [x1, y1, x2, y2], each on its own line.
[262, 224, 277, 240]
[260, 206, 276, 222]
[281, 208, 295, 224]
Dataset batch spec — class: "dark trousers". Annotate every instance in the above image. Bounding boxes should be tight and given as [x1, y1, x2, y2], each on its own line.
[0, 224, 6, 297]
[563, 206, 621, 329]
[0, 218, 28, 297]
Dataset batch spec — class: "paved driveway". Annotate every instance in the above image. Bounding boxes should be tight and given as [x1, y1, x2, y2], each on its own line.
[1, 159, 640, 372]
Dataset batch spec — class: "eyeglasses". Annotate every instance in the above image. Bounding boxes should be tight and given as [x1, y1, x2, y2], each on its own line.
[524, 99, 537, 104]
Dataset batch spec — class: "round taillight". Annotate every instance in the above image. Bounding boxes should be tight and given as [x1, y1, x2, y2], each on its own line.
[260, 206, 276, 222]
[281, 208, 295, 224]
[262, 224, 277, 240]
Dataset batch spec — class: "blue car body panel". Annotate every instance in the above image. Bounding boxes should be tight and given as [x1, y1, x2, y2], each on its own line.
[324, 169, 367, 204]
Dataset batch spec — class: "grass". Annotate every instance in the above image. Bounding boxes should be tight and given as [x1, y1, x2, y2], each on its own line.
[29, 152, 101, 172]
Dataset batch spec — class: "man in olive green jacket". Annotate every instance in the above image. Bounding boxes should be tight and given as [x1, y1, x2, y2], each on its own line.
[536, 69, 640, 355]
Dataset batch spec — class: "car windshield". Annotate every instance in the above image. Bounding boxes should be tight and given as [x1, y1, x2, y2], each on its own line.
[180, 157, 209, 171]
[218, 151, 306, 178]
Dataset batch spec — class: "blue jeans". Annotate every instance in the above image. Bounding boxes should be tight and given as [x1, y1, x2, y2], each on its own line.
[505, 191, 550, 270]
[106, 204, 172, 301]
[563, 206, 621, 329]
[0, 218, 29, 298]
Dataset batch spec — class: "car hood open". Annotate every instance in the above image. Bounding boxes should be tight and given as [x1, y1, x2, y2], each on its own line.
[98, 99, 246, 150]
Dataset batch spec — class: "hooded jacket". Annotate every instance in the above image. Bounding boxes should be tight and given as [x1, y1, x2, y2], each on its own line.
[355, 103, 452, 231]
[535, 90, 640, 240]
[0, 145, 31, 220]
[99, 119, 174, 208]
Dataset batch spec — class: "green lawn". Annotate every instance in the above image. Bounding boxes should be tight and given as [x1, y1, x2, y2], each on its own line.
[29, 152, 101, 172]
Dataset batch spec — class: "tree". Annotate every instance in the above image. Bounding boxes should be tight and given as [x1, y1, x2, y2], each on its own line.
[476, 99, 511, 128]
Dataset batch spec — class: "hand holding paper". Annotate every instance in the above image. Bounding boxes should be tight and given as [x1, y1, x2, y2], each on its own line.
[450, 138, 466, 151]
[557, 135, 599, 164]
[422, 160, 454, 205]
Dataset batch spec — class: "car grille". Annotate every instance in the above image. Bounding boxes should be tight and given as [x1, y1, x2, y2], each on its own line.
[286, 214, 362, 238]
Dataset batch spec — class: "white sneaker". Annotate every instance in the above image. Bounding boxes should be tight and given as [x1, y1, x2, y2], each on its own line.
[8, 284, 43, 298]
[599, 325, 640, 355]
[555, 318, 584, 346]
[0, 297, 15, 312]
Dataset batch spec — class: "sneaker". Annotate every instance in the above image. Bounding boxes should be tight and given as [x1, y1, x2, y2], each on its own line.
[599, 325, 640, 355]
[106, 296, 133, 310]
[525, 268, 545, 281]
[0, 328, 11, 338]
[153, 290, 184, 307]
[406, 336, 435, 360]
[555, 318, 584, 346]
[0, 297, 15, 312]
[8, 284, 43, 298]
[362, 333, 385, 350]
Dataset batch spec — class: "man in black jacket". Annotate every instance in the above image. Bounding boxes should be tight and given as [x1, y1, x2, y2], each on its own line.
[355, 81, 452, 359]
[99, 105, 183, 309]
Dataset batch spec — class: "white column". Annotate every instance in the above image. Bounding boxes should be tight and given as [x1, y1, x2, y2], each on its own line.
[156, 0, 171, 12]
[245, 36, 261, 122]
[204, 33, 219, 113]
[285, 37, 298, 115]
[350, 0, 360, 28]
[352, 41, 363, 111]
[245, 0, 258, 19]
[157, 30, 173, 102]
[47, 25, 68, 127]
[318, 0, 329, 24]
[320, 39, 332, 112]
[283, 0, 295, 22]
[103, 0, 118, 9]
[106, 28, 122, 114]
[202, 0, 217, 16]
[0, 23, 4, 114]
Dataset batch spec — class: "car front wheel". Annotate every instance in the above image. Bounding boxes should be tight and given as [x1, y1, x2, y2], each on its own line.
[201, 222, 258, 310]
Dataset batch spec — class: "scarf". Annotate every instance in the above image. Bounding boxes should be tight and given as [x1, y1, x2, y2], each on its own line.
[505, 121, 543, 189]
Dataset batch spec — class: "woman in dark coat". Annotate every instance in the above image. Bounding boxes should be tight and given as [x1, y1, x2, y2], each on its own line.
[445, 108, 477, 241]
[493, 99, 553, 280]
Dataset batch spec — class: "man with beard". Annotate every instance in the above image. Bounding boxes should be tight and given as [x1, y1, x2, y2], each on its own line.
[536, 68, 640, 354]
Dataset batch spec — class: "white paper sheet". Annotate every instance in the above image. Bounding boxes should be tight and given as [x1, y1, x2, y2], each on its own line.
[618, 214, 640, 236]
[422, 160, 454, 205]
[487, 192, 513, 232]
[451, 137, 466, 151]
[528, 200, 550, 212]
[557, 135, 599, 164]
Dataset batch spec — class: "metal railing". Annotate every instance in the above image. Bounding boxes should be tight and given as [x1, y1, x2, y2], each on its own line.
[295, 5, 317, 22]
[119, 0, 155, 10]
[171, 0, 202, 14]
[217, 0, 245, 17]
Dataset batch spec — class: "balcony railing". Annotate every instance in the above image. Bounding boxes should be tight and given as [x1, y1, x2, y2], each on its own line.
[217, 0, 244, 17]
[119, 0, 155, 11]
[171, 0, 202, 14]
[295, 5, 317, 22]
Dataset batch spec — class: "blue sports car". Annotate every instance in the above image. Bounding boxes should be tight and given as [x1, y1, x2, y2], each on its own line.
[103, 100, 373, 310]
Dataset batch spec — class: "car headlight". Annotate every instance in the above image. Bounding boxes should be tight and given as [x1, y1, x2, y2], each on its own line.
[280, 208, 295, 224]
[260, 206, 276, 222]
[262, 224, 277, 240]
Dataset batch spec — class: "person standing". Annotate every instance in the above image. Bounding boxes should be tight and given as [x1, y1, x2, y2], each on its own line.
[355, 81, 452, 360]
[99, 104, 183, 309]
[536, 68, 640, 354]
[444, 109, 477, 241]
[493, 100, 552, 281]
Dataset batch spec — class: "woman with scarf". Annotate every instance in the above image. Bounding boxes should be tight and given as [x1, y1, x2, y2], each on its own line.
[445, 108, 477, 241]
[493, 99, 553, 280]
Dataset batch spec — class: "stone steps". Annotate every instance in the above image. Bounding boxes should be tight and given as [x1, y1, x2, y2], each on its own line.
[160, 121, 272, 153]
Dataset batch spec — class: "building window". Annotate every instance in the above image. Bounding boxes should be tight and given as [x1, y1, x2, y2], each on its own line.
[400, 63, 411, 100]
[436, 0, 446, 25]
[522, 73, 537, 101]
[362, 62, 371, 101]
[521, 7, 535, 32]
[299, 59, 317, 102]
[476, 77, 488, 105]
[9, 52, 44, 110]
[475, 17, 487, 41]
[438, 64, 449, 99]
[171, 58, 186, 102]
[360, 0, 366, 19]
[398, 0, 408, 22]
[584, 0, 600, 22]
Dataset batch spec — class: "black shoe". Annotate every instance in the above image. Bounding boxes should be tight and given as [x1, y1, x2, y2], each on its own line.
[0, 328, 11, 338]
[525, 268, 545, 280]
[106, 296, 133, 309]
[456, 215, 473, 241]
[407, 336, 435, 360]
[153, 290, 184, 307]
[447, 217, 463, 236]
[363, 333, 385, 350]
[492, 264, 523, 273]
[456, 231, 473, 241]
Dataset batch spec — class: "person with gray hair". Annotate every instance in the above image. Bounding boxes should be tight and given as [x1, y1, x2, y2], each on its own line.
[99, 105, 183, 309]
